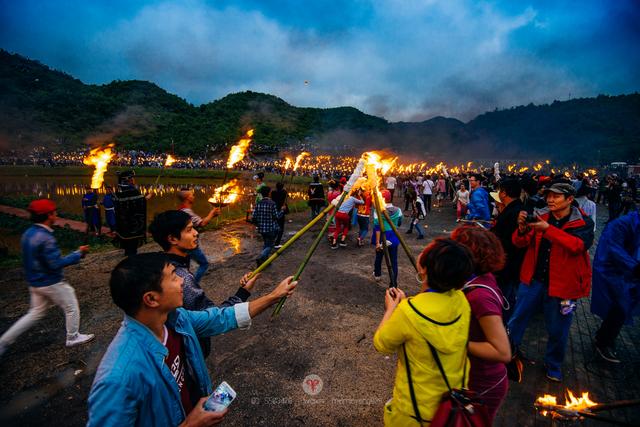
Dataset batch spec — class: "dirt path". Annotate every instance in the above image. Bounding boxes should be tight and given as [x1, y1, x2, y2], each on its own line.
[0, 204, 111, 235]
[1, 200, 636, 426]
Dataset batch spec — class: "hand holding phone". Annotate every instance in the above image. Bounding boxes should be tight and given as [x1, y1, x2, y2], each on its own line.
[204, 382, 237, 412]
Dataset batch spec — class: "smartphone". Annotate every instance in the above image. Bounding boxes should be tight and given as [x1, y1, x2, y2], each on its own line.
[203, 381, 237, 412]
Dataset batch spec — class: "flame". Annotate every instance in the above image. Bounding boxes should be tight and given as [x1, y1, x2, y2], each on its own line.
[83, 144, 115, 189]
[226, 129, 254, 169]
[467, 161, 473, 169]
[519, 167, 529, 173]
[587, 168, 598, 176]
[284, 157, 293, 170]
[293, 152, 310, 171]
[564, 171, 571, 178]
[208, 179, 240, 205]
[534, 163, 543, 172]
[536, 389, 598, 417]
[545, 160, 550, 164]
[164, 154, 176, 167]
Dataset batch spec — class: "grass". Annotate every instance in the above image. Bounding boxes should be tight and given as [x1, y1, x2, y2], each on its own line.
[0, 165, 314, 183]
[0, 213, 115, 269]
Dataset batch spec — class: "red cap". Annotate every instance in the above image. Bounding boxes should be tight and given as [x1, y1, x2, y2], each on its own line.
[339, 177, 347, 184]
[381, 189, 392, 202]
[27, 199, 57, 215]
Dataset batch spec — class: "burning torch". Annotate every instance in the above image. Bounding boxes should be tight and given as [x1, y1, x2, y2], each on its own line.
[83, 144, 115, 189]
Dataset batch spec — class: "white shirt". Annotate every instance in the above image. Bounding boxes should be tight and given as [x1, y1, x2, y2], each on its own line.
[422, 179, 434, 195]
[386, 176, 397, 190]
[457, 190, 470, 205]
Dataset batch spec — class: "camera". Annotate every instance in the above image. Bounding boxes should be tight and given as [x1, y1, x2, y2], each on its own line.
[525, 214, 538, 223]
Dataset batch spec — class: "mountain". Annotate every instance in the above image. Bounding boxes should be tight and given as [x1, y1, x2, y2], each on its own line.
[1, 49, 639, 164]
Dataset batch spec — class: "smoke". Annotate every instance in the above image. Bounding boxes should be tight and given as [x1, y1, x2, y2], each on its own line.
[84, 106, 154, 147]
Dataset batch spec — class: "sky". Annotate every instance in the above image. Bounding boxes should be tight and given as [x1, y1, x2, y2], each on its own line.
[1, 0, 639, 122]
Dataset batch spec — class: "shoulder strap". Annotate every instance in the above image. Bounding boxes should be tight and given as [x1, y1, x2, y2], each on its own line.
[407, 298, 461, 326]
[402, 343, 425, 423]
[463, 283, 510, 311]
[426, 341, 453, 392]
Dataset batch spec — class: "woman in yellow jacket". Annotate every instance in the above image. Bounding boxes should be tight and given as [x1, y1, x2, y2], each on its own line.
[374, 238, 474, 426]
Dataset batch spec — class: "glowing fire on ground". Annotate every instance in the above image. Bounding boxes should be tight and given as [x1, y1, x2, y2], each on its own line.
[226, 129, 254, 169]
[536, 389, 598, 417]
[284, 157, 293, 170]
[208, 179, 240, 205]
[164, 154, 176, 167]
[83, 144, 115, 189]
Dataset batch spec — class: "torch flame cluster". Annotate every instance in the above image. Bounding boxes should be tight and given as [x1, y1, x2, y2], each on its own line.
[83, 144, 115, 189]
[536, 389, 598, 416]
[364, 151, 397, 206]
[294, 152, 310, 171]
[208, 179, 240, 205]
[164, 154, 176, 167]
[226, 129, 254, 169]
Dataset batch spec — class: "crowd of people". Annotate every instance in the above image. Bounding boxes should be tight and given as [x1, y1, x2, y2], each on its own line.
[0, 158, 638, 426]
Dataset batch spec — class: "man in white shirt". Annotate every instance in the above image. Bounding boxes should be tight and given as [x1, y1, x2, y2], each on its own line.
[421, 175, 435, 213]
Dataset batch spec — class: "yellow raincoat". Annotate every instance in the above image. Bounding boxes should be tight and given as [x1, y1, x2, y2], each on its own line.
[374, 290, 471, 426]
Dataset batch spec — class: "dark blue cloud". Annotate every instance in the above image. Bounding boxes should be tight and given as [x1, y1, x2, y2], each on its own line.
[1, 0, 638, 121]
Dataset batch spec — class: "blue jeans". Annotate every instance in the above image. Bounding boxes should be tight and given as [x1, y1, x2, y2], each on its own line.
[499, 278, 520, 325]
[374, 243, 399, 283]
[189, 246, 209, 284]
[407, 219, 425, 237]
[259, 231, 278, 263]
[507, 280, 574, 375]
[357, 215, 370, 240]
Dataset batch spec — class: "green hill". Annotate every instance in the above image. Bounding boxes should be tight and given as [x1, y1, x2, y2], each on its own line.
[1, 49, 639, 164]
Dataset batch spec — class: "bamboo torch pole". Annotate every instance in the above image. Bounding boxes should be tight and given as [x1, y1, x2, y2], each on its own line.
[381, 208, 418, 273]
[271, 157, 367, 317]
[371, 188, 397, 288]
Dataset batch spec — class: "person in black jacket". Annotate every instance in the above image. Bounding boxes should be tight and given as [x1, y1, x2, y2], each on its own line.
[271, 182, 288, 248]
[491, 179, 527, 324]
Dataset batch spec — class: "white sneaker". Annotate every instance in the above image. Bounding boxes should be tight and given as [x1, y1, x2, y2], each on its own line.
[66, 333, 95, 347]
[373, 273, 382, 282]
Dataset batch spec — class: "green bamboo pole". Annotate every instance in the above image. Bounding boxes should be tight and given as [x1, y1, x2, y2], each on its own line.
[271, 191, 349, 317]
[381, 209, 418, 273]
[248, 197, 336, 279]
[372, 191, 397, 288]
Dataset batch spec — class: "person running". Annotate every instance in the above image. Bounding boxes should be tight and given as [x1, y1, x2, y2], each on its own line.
[87, 252, 297, 426]
[452, 226, 511, 423]
[405, 187, 426, 239]
[178, 189, 221, 284]
[0, 199, 94, 358]
[373, 238, 474, 426]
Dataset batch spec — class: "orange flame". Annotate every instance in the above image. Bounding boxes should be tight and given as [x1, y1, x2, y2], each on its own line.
[226, 129, 254, 169]
[536, 389, 598, 417]
[83, 144, 115, 189]
[534, 163, 543, 172]
[284, 157, 293, 170]
[293, 152, 310, 171]
[519, 167, 529, 173]
[208, 179, 240, 205]
[164, 154, 176, 167]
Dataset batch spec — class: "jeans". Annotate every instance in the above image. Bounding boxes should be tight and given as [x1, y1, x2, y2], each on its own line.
[259, 231, 278, 263]
[0, 281, 81, 346]
[275, 216, 285, 246]
[498, 278, 519, 325]
[374, 243, 399, 283]
[189, 246, 209, 284]
[357, 215, 370, 240]
[507, 280, 574, 374]
[595, 301, 626, 349]
[407, 219, 425, 237]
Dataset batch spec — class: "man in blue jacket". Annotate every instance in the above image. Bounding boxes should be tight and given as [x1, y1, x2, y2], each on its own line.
[0, 199, 93, 358]
[591, 210, 640, 363]
[87, 252, 297, 427]
[466, 173, 491, 221]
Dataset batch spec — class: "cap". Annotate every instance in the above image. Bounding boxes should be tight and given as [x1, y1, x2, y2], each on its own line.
[339, 177, 347, 185]
[543, 182, 576, 196]
[381, 189, 392, 203]
[490, 191, 502, 204]
[28, 199, 56, 215]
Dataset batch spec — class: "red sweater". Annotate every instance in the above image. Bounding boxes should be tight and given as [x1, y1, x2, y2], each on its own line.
[512, 206, 594, 299]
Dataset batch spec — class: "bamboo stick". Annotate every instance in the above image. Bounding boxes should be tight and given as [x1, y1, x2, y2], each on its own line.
[381, 208, 418, 273]
[372, 190, 397, 288]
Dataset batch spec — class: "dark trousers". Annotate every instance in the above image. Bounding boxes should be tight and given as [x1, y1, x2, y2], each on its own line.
[258, 231, 277, 263]
[275, 216, 285, 246]
[595, 302, 626, 349]
[374, 243, 399, 283]
[608, 200, 621, 221]
[122, 239, 138, 257]
[422, 194, 432, 212]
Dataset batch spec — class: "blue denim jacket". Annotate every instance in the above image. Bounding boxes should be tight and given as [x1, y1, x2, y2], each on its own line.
[21, 224, 82, 287]
[88, 306, 251, 427]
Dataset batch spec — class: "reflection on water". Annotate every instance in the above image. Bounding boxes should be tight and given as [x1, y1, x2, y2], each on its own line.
[0, 176, 308, 221]
[221, 234, 242, 257]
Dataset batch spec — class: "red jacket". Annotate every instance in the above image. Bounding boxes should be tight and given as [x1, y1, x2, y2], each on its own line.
[512, 206, 594, 299]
